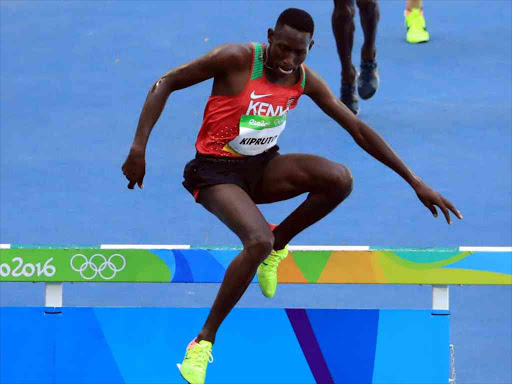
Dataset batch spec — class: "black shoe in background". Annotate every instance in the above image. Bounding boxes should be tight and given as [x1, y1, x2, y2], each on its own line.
[341, 81, 359, 115]
[358, 61, 379, 100]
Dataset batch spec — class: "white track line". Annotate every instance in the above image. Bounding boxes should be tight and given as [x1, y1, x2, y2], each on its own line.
[100, 244, 191, 250]
[2, 244, 510, 252]
[289, 245, 370, 251]
[459, 246, 512, 252]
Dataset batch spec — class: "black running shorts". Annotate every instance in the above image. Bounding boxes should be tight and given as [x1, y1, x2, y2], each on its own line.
[182, 146, 280, 202]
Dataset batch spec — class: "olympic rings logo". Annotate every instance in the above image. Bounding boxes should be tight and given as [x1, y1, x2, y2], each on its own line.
[70, 254, 126, 280]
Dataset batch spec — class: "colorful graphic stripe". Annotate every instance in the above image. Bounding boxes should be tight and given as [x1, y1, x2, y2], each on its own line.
[287, 309, 334, 384]
[0, 247, 510, 284]
[0, 307, 450, 384]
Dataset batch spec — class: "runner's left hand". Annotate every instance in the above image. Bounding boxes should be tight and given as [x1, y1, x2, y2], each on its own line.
[413, 180, 463, 224]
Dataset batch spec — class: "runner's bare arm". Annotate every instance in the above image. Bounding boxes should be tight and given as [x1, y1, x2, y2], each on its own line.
[303, 66, 463, 224]
[122, 44, 249, 189]
[130, 43, 248, 151]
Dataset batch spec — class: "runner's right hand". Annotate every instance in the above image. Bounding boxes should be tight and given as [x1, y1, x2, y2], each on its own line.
[122, 149, 146, 189]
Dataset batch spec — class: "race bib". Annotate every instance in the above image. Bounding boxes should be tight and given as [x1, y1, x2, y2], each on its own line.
[227, 114, 286, 156]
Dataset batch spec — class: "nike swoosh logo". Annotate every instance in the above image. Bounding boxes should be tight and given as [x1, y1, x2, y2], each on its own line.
[250, 91, 272, 99]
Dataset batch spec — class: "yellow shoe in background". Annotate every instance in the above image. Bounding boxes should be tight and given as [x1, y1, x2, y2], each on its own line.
[405, 8, 430, 43]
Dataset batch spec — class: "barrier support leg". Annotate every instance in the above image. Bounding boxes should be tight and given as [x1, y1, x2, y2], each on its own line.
[45, 283, 62, 307]
[432, 285, 449, 310]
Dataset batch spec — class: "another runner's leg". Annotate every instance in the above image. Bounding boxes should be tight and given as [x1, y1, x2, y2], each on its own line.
[356, 0, 380, 100]
[357, 0, 379, 63]
[332, 0, 359, 114]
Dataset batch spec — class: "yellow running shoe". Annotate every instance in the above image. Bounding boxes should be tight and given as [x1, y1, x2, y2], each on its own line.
[256, 245, 289, 298]
[177, 339, 213, 384]
[405, 8, 430, 43]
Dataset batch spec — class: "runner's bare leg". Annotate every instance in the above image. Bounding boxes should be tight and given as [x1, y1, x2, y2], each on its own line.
[253, 154, 353, 250]
[196, 184, 274, 344]
[332, 0, 358, 84]
[195, 154, 353, 343]
[356, 0, 379, 63]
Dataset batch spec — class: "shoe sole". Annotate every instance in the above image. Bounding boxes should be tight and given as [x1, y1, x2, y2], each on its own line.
[358, 87, 377, 100]
[176, 363, 191, 384]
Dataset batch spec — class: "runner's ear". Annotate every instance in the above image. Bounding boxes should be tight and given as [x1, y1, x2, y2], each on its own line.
[267, 28, 274, 45]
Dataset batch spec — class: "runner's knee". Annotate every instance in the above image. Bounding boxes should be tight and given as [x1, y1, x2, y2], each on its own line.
[322, 164, 353, 200]
[356, 0, 378, 11]
[243, 232, 274, 262]
[333, 1, 356, 22]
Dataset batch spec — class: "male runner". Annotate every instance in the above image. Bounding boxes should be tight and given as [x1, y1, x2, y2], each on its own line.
[122, 8, 461, 384]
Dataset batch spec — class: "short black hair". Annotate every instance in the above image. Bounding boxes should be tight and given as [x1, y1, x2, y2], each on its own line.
[275, 8, 314, 36]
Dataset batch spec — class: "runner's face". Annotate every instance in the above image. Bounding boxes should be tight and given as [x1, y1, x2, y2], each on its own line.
[267, 25, 313, 77]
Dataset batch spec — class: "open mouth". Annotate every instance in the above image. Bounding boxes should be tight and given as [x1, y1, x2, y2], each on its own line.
[278, 67, 293, 75]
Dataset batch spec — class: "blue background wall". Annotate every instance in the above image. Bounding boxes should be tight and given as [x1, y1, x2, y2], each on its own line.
[0, 1, 510, 383]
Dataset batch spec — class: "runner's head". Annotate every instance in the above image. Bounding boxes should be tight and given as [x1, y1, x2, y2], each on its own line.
[266, 8, 315, 77]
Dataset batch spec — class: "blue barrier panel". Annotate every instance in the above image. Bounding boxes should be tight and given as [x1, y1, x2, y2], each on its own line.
[0, 307, 450, 384]
[0, 308, 56, 384]
[372, 310, 450, 383]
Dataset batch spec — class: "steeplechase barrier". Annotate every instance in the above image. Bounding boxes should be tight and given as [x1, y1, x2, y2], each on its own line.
[1, 245, 511, 384]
